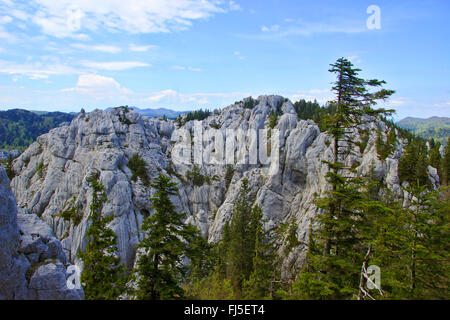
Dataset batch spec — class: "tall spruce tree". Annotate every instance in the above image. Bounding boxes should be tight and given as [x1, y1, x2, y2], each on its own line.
[78, 172, 125, 300]
[227, 178, 255, 297]
[243, 206, 276, 299]
[442, 138, 450, 186]
[5, 155, 14, 181]
[132, 174, 201, 300]
[292, 58, 396, 299]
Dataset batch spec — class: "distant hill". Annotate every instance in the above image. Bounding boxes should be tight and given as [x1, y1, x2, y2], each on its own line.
[106, 106, 188, 119]
[397, 116, 450, 144]
[0, 109, 76, 151]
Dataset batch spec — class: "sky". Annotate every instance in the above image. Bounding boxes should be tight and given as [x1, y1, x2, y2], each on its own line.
[0, 0, 448, 120]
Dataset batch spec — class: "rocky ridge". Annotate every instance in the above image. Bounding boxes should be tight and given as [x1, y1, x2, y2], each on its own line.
[0, 167, 82, 299]
[8, 95, 440, 285]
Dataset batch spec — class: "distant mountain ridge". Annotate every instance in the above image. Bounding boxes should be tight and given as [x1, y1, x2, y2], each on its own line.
[0, 109, 76, 151]
[106, 106, 189, 119]
[397, 116, 450, 143]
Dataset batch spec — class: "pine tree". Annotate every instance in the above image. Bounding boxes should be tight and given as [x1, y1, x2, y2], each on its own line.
[132, 174, 200, 300]
[243, 206, 276, 299]
[428, 139, 442, 177]
[227, 178, 255, 297]
[402, 183, 450, 299]
[78, 172, 125, 300]
[399, 138, 430, 187]
[442, 138, 450, 185]
[5, 155, 14, 181]
[292, 58, 396, 299]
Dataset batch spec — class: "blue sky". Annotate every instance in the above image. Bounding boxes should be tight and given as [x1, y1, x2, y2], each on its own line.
[0, 0, 448, 120]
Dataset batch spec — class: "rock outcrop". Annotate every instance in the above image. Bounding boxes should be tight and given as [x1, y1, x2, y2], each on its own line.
[0, 167, 82, 299]
[0, 167, 28, 299]
[9, 96, 427, 283]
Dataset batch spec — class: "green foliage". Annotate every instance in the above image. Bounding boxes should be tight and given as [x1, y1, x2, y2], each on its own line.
[57, 198, 83, 225]
[131, 174, 204, 300]
[186, 166, 208, 187]
[243, 206, 276, 299]
[397, 116, 450, 144]
[209, 120, 221, 129]
[117, 106, 132, 125]
[36, 161, 44, 178]
[78, 172, 126, 300]
[0, 109, 75, 150]
[4, 156, 14, 180]
[183, 272, 235, 300]
[185, 179, 277, 300]
[182, 109, 212, 125]
[243, 97, 258, 109]
[376, 129, 396, 160]
[398, 138, 430, 187]
[127, 153, 150, 186]
[224, 164, 234, 191]
[357, 129, 370, 154]
[226, 179, 255, 297]
[269, 112, 278, 129]
[285, 58, 399, 300]
[442, 138, 450, 185]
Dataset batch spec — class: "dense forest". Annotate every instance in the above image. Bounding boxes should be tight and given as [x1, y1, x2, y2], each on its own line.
[0, 109, 75, 151]
[397, 117, 450, 144]
[77, 58, 449, 300]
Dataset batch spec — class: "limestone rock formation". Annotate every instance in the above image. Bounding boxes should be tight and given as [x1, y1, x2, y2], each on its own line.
[9, 96, 433, 283]
[0, 167, 82, 299]
[0, 167, 28, 299]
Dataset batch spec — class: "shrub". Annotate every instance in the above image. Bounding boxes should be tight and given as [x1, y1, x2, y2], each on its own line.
[128, 153, 150, 186]
[376, 129, 396, 160]
[186, 166, 207, 187]
[58, 199, 83, 225]
[269, 112, 278, 129]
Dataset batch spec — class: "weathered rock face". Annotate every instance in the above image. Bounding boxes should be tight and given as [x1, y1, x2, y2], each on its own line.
[10, 96, 419, 282]
[0, 167, 28, 299]
[0, 167, 83, 300]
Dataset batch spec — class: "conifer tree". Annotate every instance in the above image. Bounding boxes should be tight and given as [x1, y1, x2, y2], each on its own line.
[243, 206, 276, 299]
[442, 138, 450, 185]
[227, 178, 255, 297]
[132, 174, 200, 300]
[5, 155, 14, 181]
[78, 172, 125, 300]
[293, 58, 396, 299]
[399, 138, 430, 187]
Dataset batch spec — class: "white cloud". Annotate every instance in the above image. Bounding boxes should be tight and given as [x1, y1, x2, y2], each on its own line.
[228, 1, 242, 11]
[347, 55, 362, 65]
[171, 65, 202, 72]
[11, 0, 227, 38]
[62, 74, 132, 96]
[240, 20, 367, 40]
[0, 59, 79, 79]
[79, 60, 150, 71]
[234, 51, 244, 60]
[261, 24, 279, 32]
[0, 15, 12, 24]
[0, 25, 16, 41]
[71, 43, 122, 53]
[129, 44, 157, 52]
[289, 89, 333, 105]
[146, 89, 178, 103]
[145, 89, 244, 105]
[390, 99, 407, 107]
